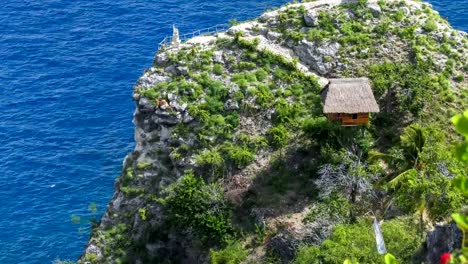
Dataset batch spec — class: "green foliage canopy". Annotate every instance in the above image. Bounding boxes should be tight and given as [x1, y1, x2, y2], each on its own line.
[209, 240, 249, 264]
[161, 171, 233, 244]
[293, 218, 421, 264]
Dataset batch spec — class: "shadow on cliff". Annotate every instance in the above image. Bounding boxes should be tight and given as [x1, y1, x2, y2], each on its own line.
[231, 143, 321, 229]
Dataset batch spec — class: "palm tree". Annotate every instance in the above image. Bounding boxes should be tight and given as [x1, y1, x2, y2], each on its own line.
[369, 124, 426, 188]
[370, 125, 429, 234]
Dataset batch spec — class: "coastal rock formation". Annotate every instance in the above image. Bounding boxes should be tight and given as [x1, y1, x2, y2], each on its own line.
[294, 40, 341, 75]
[79, 0, 468, 263]
[425, 223, 463, 264]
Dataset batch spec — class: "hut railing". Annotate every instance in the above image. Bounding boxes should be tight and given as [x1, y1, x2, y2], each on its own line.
[158, 24, 229, 52]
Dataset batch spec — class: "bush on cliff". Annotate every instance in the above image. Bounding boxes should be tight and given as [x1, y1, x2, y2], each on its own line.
[209, 240, 249, 264]
[293, 218, 422, 264]
[160, 170, 233, 244]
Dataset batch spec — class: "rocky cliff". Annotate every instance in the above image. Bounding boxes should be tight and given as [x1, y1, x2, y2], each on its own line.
[79, 0, 468, 263]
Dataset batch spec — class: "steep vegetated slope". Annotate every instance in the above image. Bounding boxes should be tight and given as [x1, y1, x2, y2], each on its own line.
[79, 0, 468, 263]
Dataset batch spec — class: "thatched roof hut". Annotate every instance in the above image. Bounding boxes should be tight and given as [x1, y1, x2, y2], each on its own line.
[321, 78, 379, 114]
[321, 78, 379, 125]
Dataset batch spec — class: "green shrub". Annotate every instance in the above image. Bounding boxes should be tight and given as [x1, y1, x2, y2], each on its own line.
[233, 90, 245, 101]
[237, 134, 268, 151]
[102, 223, 131, 260]
[173, 123, 191, 138]
[397, 25, 416, 39]
[229, 19, 240, 26]
[273, 68, 291, 82]
[385, 125, 466, 221]
[323, 56, 333, 63]
[196, 72, 228, 98]
[285, 31, 306, 43]
[267, 125, 290, 147]
[179, 80, 203, 99]
[307, 28, 330, 42]
[303, 195, 350, 223]
[377, 0, 386, 9]
[454, 74, 465, 82]
[288, 83, 304, 97]
[119, 167, 135, 186]
[293, 246, 321, 264]
[210, 241, 249, 264]
[255, 68, 269, 81]
[225, 112, 240, 128]
[233, 78, 249, 89]
[161, 171, 233, 243]
[422, 19, 438, 32]
[293, 218, 422, 264]
[138, 208, 147, 220]
[236, 61, 257, 70]
[440, 43, 452, 55]
[136, 162, 151, 169]
[200, 114, 233, 139]
[222, 144, 255, 167]
[213, 64, 224, 75]
[275, 99, 302, 123]
[140, 88, 159, 100]
[368, 61, 435, 116]
[255, 48, 298, 71]
[340, 20, 365, 36]
[196, 149, 224, 168]
[245, 50, 258, 61]
[444, 59, 455, 76]
[252, 84, 274, 108]
[204, 97, 225, 114]
[393, 10, 405, 22]
[200, 50, 214, 62]
[340, 33, 373, 49]
[245, 72, 258, 82]
[84, 253, 98, 262]
[232, 73, 257, 89]
[120, 186, 145, 197]
[188, 104, 210, 122]
[318, 12, 337, 33]
[235, 36, 260, 51]
[302, 116, 337, 140]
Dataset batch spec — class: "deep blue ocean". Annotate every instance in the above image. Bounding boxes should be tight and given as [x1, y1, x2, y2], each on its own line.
[0, 0, 466, 263]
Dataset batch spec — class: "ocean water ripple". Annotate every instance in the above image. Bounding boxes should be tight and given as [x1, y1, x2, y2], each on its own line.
[0, 0, 465, 263]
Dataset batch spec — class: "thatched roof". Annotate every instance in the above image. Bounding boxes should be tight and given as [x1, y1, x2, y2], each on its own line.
[321, 78, 380, 114]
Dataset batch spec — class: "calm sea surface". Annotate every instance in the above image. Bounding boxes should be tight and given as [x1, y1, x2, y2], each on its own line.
[0, 0, 466, 263]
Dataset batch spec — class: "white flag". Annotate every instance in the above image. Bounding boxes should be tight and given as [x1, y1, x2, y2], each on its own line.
[373, 217, 387, 254]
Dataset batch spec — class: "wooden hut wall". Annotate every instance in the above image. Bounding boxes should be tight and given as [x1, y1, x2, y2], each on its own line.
[326, 113, 369, 125]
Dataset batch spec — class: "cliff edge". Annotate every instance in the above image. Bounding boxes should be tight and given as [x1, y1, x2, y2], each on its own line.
[79, 0, 468, 263]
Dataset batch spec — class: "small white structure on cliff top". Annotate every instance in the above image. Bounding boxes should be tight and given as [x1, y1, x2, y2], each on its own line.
[171, 24, 181, 48]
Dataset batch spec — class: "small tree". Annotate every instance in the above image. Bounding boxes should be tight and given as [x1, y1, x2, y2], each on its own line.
[372, 125, 464, 224]
[315, 152, 375, 221]
[160, 170, 233, 244]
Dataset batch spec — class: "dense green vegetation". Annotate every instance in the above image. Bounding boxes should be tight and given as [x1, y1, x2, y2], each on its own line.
[160, 170, 233, 244]
[294, 218, 421, 264]
[81, 0, 468, 263]
[209, 240, 249, 264]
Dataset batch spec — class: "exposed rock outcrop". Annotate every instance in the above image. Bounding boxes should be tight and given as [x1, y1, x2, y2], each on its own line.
[294, 40, 341, 75]
[425, 223, 463, 264]
[79, 0, 468, 263]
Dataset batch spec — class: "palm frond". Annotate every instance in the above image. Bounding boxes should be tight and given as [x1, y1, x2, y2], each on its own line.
[368, 151, 395, 161]
[388, 168, 417, 189]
